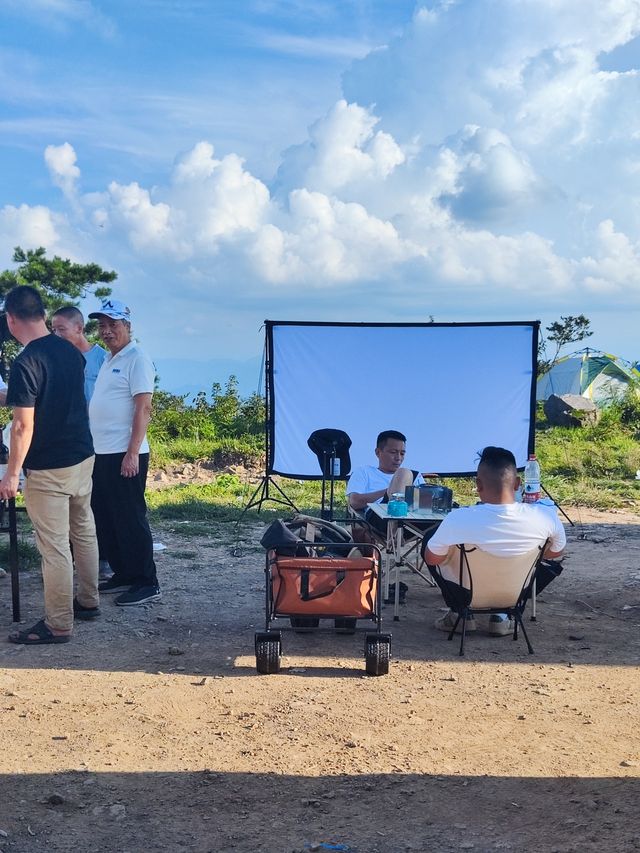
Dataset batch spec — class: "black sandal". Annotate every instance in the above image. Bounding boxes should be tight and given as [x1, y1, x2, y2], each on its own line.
[73, 598, 101, 620]
[8, 619, 71, 645]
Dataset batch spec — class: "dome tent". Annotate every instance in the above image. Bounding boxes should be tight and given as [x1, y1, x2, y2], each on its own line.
[536, 350, 638, 406]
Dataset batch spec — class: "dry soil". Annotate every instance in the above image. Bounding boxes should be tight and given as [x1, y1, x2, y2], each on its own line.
[0, 505, 639, 853]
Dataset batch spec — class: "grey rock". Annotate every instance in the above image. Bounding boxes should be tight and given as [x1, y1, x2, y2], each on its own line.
[544, 394, 598, 427]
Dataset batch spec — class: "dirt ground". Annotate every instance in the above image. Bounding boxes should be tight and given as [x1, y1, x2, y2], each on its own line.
[1, 504, 639, 853]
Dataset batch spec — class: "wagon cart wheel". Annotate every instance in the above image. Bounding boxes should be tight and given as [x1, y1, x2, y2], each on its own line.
[289, 617, 320, 632]
[364, 633, 391, 676]
[255, 632, 282, 674]
[334, 617, 357, 634]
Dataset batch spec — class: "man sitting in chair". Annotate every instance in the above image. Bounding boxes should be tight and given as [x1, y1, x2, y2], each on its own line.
[347, 429, 425, 539]
[422, 446, 566, 636]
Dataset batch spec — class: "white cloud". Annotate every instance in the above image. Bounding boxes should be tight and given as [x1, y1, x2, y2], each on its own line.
[45, 142, 81, 199]
[0, 204, 63, 258]
[8, 0, 640, 360]
[275, 100, 405, 196]
[105, 182, 173, 253]
[578, 219, 640, 293]
[4, 0, 116, 37]
[252, 188, 412, 284]
[257, 32, 373, 59]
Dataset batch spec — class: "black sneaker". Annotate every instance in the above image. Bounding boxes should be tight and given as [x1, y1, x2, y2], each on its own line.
[73, 597, 101, 620]
[98, 577, 131, 594]
[385, 581, 408, 605]
[115, 585, 161, 607]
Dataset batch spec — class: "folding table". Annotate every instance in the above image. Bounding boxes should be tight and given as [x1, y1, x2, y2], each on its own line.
[366, 502, 445, 620]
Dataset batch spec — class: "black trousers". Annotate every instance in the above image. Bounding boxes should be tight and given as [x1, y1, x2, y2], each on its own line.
[91, 452, 158, 588]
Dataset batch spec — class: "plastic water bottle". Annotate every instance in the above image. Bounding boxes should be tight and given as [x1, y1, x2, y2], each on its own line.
[523, 454, 541, 504]
[332, 456, 340, 477]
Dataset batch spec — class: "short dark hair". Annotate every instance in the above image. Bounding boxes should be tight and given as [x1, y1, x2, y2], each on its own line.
[376, 430, 407, 448]
[52, 305, 84, 325]
[478, 446, 516, 467]
[477, 446, 518, 488]
[4, 285, 46, 321]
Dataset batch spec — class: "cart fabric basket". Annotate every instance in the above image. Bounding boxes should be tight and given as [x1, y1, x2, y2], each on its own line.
[269, 552, 378, 618]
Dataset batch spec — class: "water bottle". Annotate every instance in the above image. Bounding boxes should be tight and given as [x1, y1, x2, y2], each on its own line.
[523, 454, 541, 504]
[332, 456, 340, 477]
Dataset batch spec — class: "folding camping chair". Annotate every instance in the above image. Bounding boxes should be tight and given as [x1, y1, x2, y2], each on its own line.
[428, 541, 548, 655]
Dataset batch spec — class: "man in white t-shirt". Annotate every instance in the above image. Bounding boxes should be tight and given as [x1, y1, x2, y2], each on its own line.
[423, 445, 566, 636]
[347, 430, 425, 539]
[88, 299, 160, 607]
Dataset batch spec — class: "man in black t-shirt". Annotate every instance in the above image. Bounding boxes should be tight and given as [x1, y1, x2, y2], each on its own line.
[0, 286, 100, 644]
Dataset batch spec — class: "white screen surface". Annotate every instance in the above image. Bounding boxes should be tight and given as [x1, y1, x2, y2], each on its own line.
[268, 322, 537, 478]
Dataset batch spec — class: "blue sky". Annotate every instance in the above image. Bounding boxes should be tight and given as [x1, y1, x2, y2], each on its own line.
[2, 0, 640, 387]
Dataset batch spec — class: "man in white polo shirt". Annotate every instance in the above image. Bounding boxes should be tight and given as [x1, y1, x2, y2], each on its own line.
[88, 299, 160, 606]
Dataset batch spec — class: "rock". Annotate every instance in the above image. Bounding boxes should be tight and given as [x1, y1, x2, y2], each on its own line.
[168, 646, 185, 656]
[109, 804, 126, 819]
[621, 759, 638, 767]
[45, 794, 64, 805]
[544, 394, 598, 427]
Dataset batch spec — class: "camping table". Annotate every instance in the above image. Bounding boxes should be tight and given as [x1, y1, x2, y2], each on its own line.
[366, 503, 445, 620]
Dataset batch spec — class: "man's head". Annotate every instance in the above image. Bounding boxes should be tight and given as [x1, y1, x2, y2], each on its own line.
[51, 306, 86, 348]
[89, 298, 131, 355]
[375, 429, 407, 474]
[476, 446, 520, 504]
[3, 285, 47, 344]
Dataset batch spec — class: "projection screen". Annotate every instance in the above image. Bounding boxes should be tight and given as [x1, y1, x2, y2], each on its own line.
[266, 321, 538, 479]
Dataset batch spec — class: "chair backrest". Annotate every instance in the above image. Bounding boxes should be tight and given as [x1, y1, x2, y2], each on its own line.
[439, 543, 545, 610]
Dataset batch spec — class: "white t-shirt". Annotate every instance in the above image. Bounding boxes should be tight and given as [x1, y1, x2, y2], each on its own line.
[346, 465, 425, 503]
[89, 341, 155, 454]
[427, 502, 566, 558]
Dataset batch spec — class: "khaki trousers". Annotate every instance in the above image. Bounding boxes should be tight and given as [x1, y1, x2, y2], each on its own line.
[24, 456, 99, 633]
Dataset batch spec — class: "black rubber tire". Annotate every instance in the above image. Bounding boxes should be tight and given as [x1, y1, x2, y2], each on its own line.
[256, 639, 281, 674]
[289, 617, 320, 632]
[365, 638, 390, 676]
[334, 617, 357, 634]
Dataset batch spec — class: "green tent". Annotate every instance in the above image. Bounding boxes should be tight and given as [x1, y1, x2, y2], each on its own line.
[537, 351, 637, 406]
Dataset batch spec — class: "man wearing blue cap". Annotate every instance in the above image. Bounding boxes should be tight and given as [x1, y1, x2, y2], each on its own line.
[88, 299, 160, 606]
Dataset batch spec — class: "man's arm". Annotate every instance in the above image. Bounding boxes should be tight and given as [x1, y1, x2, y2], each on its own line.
[544, 543, 565, 559]
[348, 488, 387, 511]
[0, 407, 34, 499]
[121, 392, 153, 478]
[423, 546, 447, 565]
[542, 515, 566, 559]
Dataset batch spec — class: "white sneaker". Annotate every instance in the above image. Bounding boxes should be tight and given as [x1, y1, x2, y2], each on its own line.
[434, 610, 476, 633]
[487, 614, 514, 636]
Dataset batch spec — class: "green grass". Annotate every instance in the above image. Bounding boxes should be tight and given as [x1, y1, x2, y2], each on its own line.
[146, 416, 640, 520]
[0, 537, 42, 572]
[146, 475, 347, 533]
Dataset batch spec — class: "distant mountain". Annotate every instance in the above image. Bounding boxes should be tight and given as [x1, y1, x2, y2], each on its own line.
[154, 356, 263, 399]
